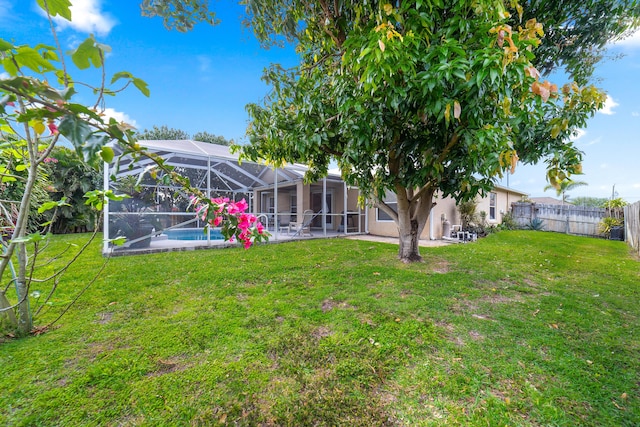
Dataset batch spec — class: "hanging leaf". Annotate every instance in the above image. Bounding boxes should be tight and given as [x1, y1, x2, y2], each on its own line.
[378, 39, 386, 52]
[453, 100, 461, 120]
[58, 115, 92, 148]
[31, 119, 46, 135]
[70, 36, 107, 69]
[100, 146, 115, 163]
[36, 0, 72, 21]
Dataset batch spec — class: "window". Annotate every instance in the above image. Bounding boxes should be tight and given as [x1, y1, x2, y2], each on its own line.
[489, 192, 497, 220]
[376, 193, 397, 222]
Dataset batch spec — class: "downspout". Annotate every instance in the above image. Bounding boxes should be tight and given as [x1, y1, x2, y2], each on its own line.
[429, 205, 434, 240]
[343, 181, 348, 235]
[365, 195, 369, 234]
[206, 156, 211, 245]
[274, 168, 279, 240]
[103, 160, 110, 255]
[322, 177, 327, 236]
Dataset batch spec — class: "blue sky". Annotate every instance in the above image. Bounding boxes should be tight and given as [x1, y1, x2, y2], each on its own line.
[2, 1, 639, 202]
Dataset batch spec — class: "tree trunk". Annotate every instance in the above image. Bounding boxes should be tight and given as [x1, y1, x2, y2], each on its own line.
[395, 187, 434, 263]
[398, 218, 424, 263]
[15, 241, 31, 335]
[0, 291, 18, 329]
[0, 137, 40, 335]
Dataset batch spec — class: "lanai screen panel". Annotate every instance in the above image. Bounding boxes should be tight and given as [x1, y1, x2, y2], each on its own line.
[104, 140, 279, 250]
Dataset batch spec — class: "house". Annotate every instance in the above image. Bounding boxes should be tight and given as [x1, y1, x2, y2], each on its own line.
[104, 140, 527, 252]
[367, 185, 528, 240]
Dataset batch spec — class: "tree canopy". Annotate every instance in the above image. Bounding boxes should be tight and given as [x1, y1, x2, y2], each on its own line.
[138, 0, 639, 262]
[237, 0, 610, 261]
[136, 125, 232, 145]
[136, 125, 190, 140]
[192, 131, 233, 146]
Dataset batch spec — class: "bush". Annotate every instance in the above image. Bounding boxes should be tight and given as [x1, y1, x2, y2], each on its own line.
[499, 211, 518, 230]
[526, 217, 545, 231]
[598, 217, 623, 238]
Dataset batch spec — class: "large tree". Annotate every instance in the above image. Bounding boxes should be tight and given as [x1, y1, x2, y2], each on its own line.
[141, 0, 639, 262]
[239, 1, 609, 262]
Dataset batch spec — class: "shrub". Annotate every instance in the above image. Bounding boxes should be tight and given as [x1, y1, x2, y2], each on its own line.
[526, 217, 545, 231]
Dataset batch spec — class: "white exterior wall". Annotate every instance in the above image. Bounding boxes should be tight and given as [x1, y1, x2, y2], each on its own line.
[367, 187, 526, 239]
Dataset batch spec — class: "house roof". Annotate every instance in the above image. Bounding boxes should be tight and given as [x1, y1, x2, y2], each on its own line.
[109, 139, 343, 194]
[492, 184, 528, 196]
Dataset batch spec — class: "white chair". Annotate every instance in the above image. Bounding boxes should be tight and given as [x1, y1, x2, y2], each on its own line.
[287, 209, 315, 236]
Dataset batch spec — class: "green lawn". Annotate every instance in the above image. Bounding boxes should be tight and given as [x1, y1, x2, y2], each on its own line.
[1, 231, 638, 426]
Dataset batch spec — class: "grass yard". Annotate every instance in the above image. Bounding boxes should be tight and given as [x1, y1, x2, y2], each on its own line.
[1, 231, 639, 426]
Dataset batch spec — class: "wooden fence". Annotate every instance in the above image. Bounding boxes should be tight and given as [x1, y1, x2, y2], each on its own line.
[624, 201, 640, 255]
[511, 202, 607, 237]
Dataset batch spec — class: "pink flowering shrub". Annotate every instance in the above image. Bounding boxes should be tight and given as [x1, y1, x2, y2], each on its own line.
[190, 196, 269, 249]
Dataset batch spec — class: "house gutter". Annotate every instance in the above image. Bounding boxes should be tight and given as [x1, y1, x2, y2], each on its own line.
[429, 206, 435, 240]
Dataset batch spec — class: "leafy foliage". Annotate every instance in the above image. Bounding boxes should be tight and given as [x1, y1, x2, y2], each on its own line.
[44, 147, 102, 234]
[458, 199, 479, 231]
[598, 197, 627, 238]
[136, 125, 190, 140]
[192, 130, 232, 145]
[526, 217, 545, 231]
[499, 211, 518, 230]
[598, 216, 623, 237]
[0, 1, 257, 335]
[0, 140, 52, 235]
[140, 0, 218, 32]
[543, 178, 588, 203]
[572, 196, 609, 208]
[136, 126, 232, 145]
[240, 0, 607, 261]
[517, 0, 640, 85]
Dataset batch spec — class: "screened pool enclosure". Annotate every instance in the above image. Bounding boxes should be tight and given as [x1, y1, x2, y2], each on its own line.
[103, 140, 365, 254]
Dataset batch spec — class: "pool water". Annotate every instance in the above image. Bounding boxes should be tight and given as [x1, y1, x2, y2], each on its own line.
[163, 228, 225, 241]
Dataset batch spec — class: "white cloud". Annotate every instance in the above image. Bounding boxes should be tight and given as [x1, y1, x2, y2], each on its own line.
[52, 0, 116, 36]
[101, 108, 138, 129]
[632, 112, 640, 117]
[599, 95, 619, 115]
[614, 28, 640, 48]
[0, 72, 9, 79]
[600, 163, 609, 169]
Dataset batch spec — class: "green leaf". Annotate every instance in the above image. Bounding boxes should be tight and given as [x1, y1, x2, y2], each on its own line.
[70, 36, 104, 69]
[100, 146, 115, 163]
[110, 71, 134, 84]
[109, 236, 127, 246]
[13, 46, 57, 73]
[36, 0, 72, 20]
[0, 38, 13, 51]
[58, 115, 92, 148]
[85, 189, 129, 210]
[10, 232, 51, 244]
[489, 68, 499, 84]
[38, 198, 70, 214]
[132, 77, 150, 97]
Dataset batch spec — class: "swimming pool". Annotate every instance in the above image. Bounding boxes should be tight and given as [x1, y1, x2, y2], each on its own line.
[162, 228, 225, 241]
